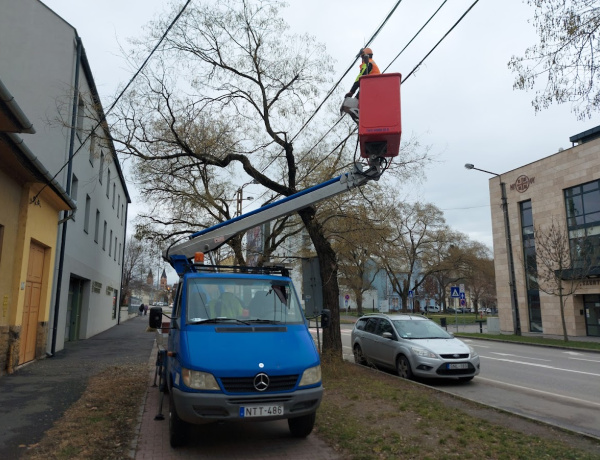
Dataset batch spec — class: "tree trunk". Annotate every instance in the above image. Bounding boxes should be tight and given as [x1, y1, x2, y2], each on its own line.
[558, 283, 569, 342]
[298, 208, 342, 358]
[355, 291, 363, 316]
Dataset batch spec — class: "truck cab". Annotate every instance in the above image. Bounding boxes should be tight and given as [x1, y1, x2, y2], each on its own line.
[150, 265, 325, 447]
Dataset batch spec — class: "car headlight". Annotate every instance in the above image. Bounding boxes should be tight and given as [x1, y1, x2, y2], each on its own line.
[468, 345, 479, 358]
[410, 346, 438, 359]
[181, 368, 220, 390]
[299, 365, 321, 387]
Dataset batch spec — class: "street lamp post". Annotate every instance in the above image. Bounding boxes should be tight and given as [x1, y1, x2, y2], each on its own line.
[465, 163, 521, 335]
[236, 180, 258, 216]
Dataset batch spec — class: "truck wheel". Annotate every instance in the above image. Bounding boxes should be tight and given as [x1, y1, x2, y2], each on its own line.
[169, 392, 189, 447]
[288, 412, 316, 438]
[396, 355, 414, 380]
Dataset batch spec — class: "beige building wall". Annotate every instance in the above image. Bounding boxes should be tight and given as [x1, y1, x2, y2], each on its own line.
[490, 136, 600, 337]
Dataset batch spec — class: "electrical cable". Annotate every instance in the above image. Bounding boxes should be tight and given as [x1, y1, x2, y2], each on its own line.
[31, 0, 193, 204]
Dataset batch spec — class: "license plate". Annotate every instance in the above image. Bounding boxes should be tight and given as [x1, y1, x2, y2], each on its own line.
[239, 405, 284, 418]
[448, 363, 469, 369]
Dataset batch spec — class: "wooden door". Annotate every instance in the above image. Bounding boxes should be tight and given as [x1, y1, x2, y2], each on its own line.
[19, 242, 45, 364]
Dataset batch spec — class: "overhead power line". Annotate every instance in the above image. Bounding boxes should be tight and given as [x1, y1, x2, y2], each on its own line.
[32, 0, 193, 203]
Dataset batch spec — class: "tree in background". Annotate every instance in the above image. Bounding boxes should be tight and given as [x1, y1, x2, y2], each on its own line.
[113, 0, 429, 357]
[376, 201, 451, 312]
[524, 218, 595, 341]
[509, 0, 600, 119]
[121, 237, 154, 306]
[461, 242, 495, 314]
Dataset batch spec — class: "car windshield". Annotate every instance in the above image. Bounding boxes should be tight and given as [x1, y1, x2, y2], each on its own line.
[392, 319, 452, 339]
[185, 277, 304, 325]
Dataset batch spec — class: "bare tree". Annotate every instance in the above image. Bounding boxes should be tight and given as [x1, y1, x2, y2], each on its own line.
[524, 218, 594, 341]
[112, 0, 429, 357]
[509, 0, 600, 119]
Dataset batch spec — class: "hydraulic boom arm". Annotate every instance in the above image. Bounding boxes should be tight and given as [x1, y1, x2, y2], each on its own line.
[165, 162, 382, 273]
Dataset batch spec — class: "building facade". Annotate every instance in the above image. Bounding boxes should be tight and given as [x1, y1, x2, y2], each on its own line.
[0, 0, 131, 369]
[490, 126, 600, 338]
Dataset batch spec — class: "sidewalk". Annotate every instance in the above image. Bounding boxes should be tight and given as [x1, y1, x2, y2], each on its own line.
[0, 315, 155, 459]
[0, 315, 341, 459]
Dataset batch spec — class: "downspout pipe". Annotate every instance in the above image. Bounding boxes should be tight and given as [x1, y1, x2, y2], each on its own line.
[50, 37, 82, 356]
[118, 204, 129, 325]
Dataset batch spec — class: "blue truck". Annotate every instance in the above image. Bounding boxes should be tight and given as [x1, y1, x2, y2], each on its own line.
[148, 163, 386, 447]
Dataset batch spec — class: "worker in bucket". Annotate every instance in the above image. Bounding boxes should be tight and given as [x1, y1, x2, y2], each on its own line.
[345, 47, 381, 99]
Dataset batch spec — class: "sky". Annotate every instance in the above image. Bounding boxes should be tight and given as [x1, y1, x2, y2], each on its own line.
[41, 0, 593, 257]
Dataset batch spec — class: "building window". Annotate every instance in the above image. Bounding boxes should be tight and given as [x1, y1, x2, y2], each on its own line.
[114, 237, 117, 261]
[94, 210, 100, 243]
[99, 152, 105, 184]
[121, 204, 124, 225]
[84, 195, 91, 233]
[112, 183, 116, 208]
[106, 169, 111, 197]
[76, 94, 84, 141]
[103, 221, 107, 250]
[520, 200, 542, 333]
[109, 230, 113, 256]
[564, 180, 600, 268]
[117, 195, 120, 217]
[70, 174, 78, 221]
[118, 242, 122, 265]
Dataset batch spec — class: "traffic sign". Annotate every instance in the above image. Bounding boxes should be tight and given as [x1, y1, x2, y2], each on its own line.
[450, 286, 460, 298]
[459, 283, 465, 293]
[408, 290, 414, 298]
[460, 299, 466, 306]
[459, 292, 466, 300]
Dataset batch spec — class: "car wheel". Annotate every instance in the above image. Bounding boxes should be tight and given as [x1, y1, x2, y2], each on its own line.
[169, 392, 189, 447]
[396, 355, 414, 380]
[458, 376, 474, 382]
[288, 412, 316, 438]
[353, 344, 366, 365]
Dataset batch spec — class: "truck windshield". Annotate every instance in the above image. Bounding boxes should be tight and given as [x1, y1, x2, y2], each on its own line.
[186, 277, 304, 324]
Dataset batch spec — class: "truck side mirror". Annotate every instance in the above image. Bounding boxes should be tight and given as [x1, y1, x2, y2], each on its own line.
[149, 307, 163, 329]
[320, 309, 330, 329]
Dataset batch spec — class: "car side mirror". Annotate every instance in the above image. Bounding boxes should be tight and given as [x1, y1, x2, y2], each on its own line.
[320, 309, 330, 328]
[382, 332, 395, 340]
[149, 307, 163, 329]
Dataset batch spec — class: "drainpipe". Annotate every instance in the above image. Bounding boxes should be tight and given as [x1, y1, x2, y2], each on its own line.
[117, 205, 129, 325]
[50, 37, 82, 356]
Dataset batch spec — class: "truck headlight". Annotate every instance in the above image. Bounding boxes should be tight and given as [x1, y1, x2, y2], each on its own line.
[410, 346, 438, 359]
[298, 365, 321, 387]
[181, 368, 220, 390]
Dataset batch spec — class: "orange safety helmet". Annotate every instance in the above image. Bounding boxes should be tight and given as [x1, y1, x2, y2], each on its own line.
[361, 47, 373, 56]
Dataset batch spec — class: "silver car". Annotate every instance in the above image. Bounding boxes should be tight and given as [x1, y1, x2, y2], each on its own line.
[351, 314, 480, 381]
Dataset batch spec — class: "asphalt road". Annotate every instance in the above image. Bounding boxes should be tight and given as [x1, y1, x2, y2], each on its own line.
[335, 325, 600, 440]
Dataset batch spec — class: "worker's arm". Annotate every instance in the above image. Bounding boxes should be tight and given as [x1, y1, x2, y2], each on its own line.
[346, 62, 373, 97]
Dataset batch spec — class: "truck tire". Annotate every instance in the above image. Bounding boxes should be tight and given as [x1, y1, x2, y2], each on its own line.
[169, 392, 189, 447]
[288, 412, 316, 438]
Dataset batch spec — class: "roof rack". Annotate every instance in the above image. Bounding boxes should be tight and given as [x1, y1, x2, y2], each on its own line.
[189, 263, 291, 277]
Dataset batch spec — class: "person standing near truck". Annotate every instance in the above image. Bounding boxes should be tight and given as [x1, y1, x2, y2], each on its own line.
[345, 47, 381, 99]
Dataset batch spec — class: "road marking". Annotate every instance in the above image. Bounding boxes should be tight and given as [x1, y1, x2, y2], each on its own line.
[490, 352, 551, 362]
[476, 376, 600, 408]
[481, 355, 600, 377]
[568, 357, 600, 363]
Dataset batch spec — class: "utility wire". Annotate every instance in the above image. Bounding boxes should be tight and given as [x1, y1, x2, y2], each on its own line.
[402, 0, 480, 83]
[32, 0, 193, 203]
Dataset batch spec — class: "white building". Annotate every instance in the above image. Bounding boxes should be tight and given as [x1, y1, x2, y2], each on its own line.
[0, 0, 131, 357]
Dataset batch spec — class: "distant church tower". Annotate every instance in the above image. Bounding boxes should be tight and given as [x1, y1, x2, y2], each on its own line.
[160, 269, 167, 290]
[146, 269, 153, 286]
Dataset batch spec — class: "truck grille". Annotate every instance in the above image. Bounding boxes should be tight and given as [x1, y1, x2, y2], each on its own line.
[220, 374, 299, 393]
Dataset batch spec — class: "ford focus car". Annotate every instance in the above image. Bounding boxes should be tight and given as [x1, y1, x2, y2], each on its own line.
[351, 314, 480, 381]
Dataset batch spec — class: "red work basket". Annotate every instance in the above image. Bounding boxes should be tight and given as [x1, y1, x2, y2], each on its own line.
[359, 73, 402, 159]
